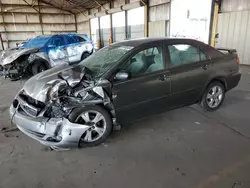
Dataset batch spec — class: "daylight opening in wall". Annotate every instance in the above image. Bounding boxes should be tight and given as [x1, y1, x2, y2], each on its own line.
[127, 7, 145, 39]
[128, 7, 144, 26]
[100, 15, 111, 29]
[112, 11, 126, 42]
[170, 0, 212, 44]
[90, 18, 99, 43]
[112, 11, 125, 27]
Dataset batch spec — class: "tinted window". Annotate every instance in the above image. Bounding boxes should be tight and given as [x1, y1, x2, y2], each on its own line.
[22, 36, 50, 48]
[168, 44, 208, 67]
[123, 46, 164, 76]
[77, 36, 86, 42]
[51, 36, 66, 47]
[64, 35, 77, 44]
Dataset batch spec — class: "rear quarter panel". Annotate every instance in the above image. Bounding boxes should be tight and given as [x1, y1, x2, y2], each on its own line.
[207, 53, 240, 91]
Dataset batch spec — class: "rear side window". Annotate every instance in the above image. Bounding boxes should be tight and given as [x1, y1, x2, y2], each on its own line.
[168, 44, 208, 67]
[77, 36, 86, 42]
[50, 36, 66, 47]
[64, 35, 77, 44]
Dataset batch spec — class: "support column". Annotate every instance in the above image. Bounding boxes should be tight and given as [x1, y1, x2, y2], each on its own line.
[140, 0, 148, 37]
[74, 14, 78, 33]
[125, 0, 129, 39]
[98, 17, 102, 48]
[0, 33, 4, 50]
[0, 0, 9, 49]
[38, 0, 44, 35]
[210, 2, 219, 47]
[109, 14, 113, 44]
[125, 10, 128, 39]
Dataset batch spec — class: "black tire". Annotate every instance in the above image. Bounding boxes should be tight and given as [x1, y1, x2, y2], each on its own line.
[68, 105, 112, 148]
[31, 62, 47, 75]
[200, 81, 225, 111]
[81, 52, 90, 61]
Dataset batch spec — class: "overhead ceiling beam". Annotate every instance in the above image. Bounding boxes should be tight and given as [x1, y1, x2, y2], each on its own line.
[94, 0, 108, 11]
[40, 0, 75, 14]
[22, 0, 39, 12]
[64, 0, 87, 17]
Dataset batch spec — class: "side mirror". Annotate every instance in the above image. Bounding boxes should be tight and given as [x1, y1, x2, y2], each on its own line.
[114, 71, 129, 81]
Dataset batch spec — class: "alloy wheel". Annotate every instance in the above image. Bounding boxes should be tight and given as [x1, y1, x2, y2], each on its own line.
[76, 110, 107, 142]
[206, 85, 223, 108]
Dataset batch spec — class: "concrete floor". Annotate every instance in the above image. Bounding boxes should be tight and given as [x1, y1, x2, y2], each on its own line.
[0, 66, 250, 188]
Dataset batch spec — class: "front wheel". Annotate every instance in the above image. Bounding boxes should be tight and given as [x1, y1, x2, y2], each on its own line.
[68, 105, 112, 148]
[200, 81, 225, 111]
[32, 62, 47, 75]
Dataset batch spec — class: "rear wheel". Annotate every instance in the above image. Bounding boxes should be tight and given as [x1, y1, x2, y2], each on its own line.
[200, 81, 225, 111]
[81, 52, 90, 61]
[32, 62, 47, 75]
[68, 105, 112, 148]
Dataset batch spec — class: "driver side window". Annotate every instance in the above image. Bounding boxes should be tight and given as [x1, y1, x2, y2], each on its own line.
[123, 46, 164, 77]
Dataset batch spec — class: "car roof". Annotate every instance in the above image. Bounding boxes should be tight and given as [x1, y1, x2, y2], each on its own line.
[111, 37, 204, 47]
[36, 33, 87, 38]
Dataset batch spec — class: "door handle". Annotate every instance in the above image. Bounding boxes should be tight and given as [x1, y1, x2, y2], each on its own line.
[158, 74, 169, 81]
[202, 64, 210, 70]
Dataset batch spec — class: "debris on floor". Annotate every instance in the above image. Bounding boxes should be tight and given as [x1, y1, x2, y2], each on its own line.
[50, 146, 70, 151]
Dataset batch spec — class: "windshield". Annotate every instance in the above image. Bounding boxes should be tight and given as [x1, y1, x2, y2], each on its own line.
[77, 45, 133, 78]
[22, 36, 51, 48]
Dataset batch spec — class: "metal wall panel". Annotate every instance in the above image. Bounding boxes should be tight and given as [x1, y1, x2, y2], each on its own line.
[0, 2, 76, 49]
[216, 11, 250, 65]
[77, 21, 90, 35]
[149, 3, 170, 22]
[243, 12, 250, 65]
[149, 20, 168, 37]
[221, 0, 250, 12]
[149, 0, 170, 6]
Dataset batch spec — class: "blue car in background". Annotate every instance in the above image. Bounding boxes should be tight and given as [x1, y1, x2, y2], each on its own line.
[0, 33, 94, 79]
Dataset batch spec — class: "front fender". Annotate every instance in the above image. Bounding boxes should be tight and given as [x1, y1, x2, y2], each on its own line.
[28, 52, 51, 69]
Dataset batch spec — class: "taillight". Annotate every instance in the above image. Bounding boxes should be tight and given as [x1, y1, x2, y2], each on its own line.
[236, 57, 240, 64]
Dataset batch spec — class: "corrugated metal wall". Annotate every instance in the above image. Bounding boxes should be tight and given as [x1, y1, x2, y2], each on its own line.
[148, 0, 170, 37]
[0, 0, 76, 50]
[216, 11, 250, 65]
[221, 0, 250, 12]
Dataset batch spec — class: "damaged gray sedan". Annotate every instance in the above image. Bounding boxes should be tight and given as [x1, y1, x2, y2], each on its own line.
[10, 38, 241, 148]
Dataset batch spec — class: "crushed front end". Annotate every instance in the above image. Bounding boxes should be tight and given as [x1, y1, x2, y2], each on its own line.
[10, 66, 115, 148]
[0, 48, 41, 80]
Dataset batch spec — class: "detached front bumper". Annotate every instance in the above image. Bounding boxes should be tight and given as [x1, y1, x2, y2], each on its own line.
[10, 105, 89, 148]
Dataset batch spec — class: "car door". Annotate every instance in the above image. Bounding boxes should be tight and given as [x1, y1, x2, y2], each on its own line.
[47, 35, 69, 66]
[63, 35, 80, 64]
[167, 42, 213, 107]
[112, 44, 171, 123]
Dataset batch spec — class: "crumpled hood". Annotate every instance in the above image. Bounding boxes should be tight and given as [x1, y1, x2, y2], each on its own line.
[22, 64, 91, 103]
[23, 64, 72, 102]
[0, 47, 39, 66]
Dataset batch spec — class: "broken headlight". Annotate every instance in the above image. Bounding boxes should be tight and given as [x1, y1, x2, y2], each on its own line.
[47, 86, 58, 101]
[47, 80, 68, 101]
